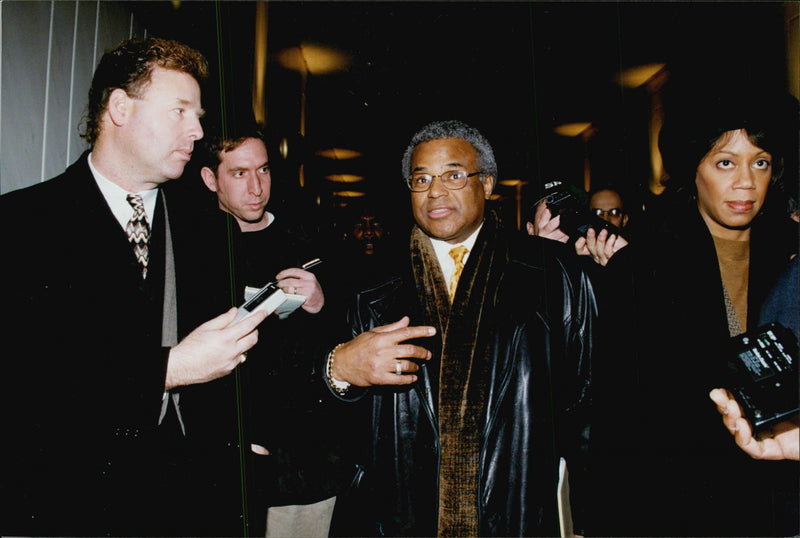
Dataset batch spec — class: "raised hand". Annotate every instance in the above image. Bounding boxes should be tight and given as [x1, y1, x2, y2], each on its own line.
[275, 267, 325, 313]
[331, 316, 436, 387]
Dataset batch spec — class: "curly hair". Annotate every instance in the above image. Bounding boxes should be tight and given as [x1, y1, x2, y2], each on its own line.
[401, 120, 498, 190]
[81, 37, 208, 146]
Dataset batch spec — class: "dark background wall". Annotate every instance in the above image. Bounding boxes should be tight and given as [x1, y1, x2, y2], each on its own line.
[2, 1, 796, 240]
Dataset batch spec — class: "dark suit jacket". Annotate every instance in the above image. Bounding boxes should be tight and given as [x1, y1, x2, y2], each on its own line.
[0, 152, 185, 536]
[587, 204, 798, 537]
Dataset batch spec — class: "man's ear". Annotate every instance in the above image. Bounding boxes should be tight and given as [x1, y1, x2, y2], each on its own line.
[200, 166, 218, 192]
[106, 88, 131, 127]
[622, 214, 629, 228]
[482, 174, 494, 200]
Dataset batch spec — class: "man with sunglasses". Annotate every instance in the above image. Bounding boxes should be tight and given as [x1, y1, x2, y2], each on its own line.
[322, 120, 595, 536]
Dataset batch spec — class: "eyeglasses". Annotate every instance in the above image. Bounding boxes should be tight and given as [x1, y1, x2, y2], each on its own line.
[592, 207, 623, 218]
[405, 170, 484, 192]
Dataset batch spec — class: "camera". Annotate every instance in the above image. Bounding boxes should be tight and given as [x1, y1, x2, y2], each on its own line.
[725, 322, 798, 433]
[539, 180, 622, 239]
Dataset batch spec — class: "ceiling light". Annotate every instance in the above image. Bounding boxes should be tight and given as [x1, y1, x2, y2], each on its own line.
[276, 43, 351, 75]
[613, 63, 666, 88]
[316, 148, 363, 160]
[553, 123, 592, 137]
[498, 179, 529, 187]
[325, 174, 365, 183]
[333, 190, 366, 198]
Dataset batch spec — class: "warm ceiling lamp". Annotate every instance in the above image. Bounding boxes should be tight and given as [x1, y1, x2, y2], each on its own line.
[333, 190, 366, 198]
[325, 174, 365, 183]
[553, 122, 592, 137]
[498, 179, 528, 187]
[276, 43, 351, 75]
[613, 63, 666, 88]
[316, 148, 363, 160]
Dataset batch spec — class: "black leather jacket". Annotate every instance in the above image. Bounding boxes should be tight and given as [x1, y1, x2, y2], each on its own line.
[330, 231, 595, 536]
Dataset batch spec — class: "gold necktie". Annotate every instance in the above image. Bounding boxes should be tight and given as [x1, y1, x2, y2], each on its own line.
[448, 245, 468, 301]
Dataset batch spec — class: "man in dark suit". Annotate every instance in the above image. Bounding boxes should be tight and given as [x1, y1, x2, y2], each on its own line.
[0, 37, 266, 536]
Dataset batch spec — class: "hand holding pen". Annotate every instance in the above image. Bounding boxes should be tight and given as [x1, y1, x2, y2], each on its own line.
[275, 258, 325, 314]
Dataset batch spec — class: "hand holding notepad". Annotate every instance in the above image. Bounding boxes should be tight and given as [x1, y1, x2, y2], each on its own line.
[228, 258, 321, 326]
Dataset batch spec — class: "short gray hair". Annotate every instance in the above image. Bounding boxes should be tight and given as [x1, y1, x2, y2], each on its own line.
[401, 120, 497, 190]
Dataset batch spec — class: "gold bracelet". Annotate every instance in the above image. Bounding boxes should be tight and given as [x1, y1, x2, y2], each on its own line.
[326, 342, 350, 395]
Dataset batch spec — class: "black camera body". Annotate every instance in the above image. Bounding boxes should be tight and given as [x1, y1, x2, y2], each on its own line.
[725, 322, 798, 433]
[541, 180, 622, 239]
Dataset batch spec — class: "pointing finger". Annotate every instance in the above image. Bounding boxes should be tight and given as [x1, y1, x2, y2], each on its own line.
[388, 325, 437, 344]
[372, 316, 412, 333]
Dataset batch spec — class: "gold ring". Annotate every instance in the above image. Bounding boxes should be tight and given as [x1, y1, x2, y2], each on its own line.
[289, 286, 296, 294]
[395, 361, 402, 375]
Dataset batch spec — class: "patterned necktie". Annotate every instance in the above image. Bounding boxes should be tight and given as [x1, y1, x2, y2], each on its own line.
[448, 245, 469, 301]
[126, 194, 150, 278]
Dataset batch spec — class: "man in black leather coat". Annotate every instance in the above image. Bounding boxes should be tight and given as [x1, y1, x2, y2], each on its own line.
[323, 120, 595, 536]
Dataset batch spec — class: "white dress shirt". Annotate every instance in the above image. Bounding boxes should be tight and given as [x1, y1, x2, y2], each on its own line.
[88, 152, 158, 229]
[428, 222, 483, 283]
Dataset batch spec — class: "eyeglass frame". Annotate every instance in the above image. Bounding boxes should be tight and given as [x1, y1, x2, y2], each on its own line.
[591, 207, 624, 218]
[404, 170, 485, 192]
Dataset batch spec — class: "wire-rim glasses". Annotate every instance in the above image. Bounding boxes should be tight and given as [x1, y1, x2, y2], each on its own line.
[405, 170, 484, 192]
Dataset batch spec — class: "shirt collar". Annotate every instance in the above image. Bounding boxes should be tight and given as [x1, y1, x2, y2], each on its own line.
[429, 222, 482, 258]
[88, 152, 158, 228]
[428, 222, 483, 277]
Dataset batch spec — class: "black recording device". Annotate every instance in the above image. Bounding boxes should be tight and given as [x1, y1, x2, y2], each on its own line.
[725, 322, 798, 433]
[227, 258, 322, 326]
[540, 180, 622, 239]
